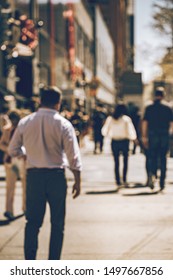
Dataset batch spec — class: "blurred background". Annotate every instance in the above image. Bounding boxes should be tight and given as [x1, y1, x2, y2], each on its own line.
[0, 0, 173, 113]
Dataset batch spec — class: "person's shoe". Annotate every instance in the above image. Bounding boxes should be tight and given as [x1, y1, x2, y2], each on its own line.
[4, 211, 15, 220]
[148, 175, 155, 190]
[160, 186, 165, 192]
[122, 179, 128, 187]
[145, 179, 149, 187]
[160, 181, 165, 192]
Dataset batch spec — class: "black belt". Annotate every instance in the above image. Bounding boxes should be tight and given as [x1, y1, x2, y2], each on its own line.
[27, 168, 64, 172]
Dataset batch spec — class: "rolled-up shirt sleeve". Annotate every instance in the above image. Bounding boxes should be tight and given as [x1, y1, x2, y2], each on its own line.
[8, 126, 24, 158]
[62, 122, 82, 171]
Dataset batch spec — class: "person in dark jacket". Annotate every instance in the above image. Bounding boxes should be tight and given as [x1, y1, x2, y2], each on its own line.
[142, 87, 173, 191]
[92, 105, 107, 154]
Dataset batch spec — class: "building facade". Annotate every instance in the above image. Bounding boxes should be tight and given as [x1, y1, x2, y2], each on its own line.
[0, 0, 117, 113]
[94, 5, 115, 106]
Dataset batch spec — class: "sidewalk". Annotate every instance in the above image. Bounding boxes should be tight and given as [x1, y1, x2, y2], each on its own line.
[0, 137, 173, 260]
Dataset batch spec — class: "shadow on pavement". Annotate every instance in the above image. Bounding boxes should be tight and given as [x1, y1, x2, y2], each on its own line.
[85, 183, 148, 195]
[124, 183, 147, 189]
[85, 189, 118, 195]
[167, 181, 173, 185]
[122, 190, 160, 196]
[85, 182, 162, 196]
[0, 213, 25, 227]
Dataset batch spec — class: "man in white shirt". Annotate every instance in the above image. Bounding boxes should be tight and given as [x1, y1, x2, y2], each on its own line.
[8, 86, 82, 260]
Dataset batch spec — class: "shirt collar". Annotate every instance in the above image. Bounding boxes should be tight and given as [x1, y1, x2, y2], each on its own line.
[38, 108, 59, 114]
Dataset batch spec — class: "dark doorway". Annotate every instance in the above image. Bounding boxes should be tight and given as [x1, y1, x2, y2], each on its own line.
[16, 58, 33, 99]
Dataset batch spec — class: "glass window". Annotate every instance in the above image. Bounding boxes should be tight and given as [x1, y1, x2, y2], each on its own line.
[15, 0, 30, 17]
[37, 0, 49, 33]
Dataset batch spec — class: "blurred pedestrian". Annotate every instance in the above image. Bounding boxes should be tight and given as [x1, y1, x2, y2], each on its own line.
[0, 113, 10, 164]
[8, 86, 82, 260]
[70, 109, 83, 144]
[80, 111, 90, 147]
[102, 103, 137, 187]
[129, 105, 141, 154]
[60, 106, 72, 121]
[142, 87, 173, 191]
[0, 110, 26, 220]
[92, 104, 107, 154]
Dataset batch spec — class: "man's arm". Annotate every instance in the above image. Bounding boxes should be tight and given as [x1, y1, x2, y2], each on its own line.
[71, 169, 81, 199]
[0, 129, 9, 153]
[8, 126, 24, 158]
[169, 121, 173, 135]
[62, 123, 82, 199]
[141, 120, 148, 148]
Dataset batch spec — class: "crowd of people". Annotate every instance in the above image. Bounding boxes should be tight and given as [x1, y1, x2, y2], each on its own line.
[0, 85, 173, 260]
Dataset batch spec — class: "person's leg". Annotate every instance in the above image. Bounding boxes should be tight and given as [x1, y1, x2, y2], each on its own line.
[148, 136, 159, 176]
[4, 163, 17, 216]
[46, 170, 67, 260]
[100, 136, 104, 153]
[93, 136, 97, 154]
[94, 141, 97, 154]
[160, 150, 167, 189]
[159, 135, 169, 190]
[17, 158, 26, 212]
[24, 170, 46, 260]
[122, 141, 129, 183]
[132, 142, 136, 154]
[111, 141, 121, 185]
[144, 149, 150, 186]
[148, 136, 159, 189]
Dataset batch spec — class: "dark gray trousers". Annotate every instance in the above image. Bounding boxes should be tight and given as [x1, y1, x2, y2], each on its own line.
[24, 168, 67, 260]
[148, 133, 169, 185]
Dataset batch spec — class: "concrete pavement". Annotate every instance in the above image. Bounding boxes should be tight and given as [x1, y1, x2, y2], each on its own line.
[0, 137, 173, 260]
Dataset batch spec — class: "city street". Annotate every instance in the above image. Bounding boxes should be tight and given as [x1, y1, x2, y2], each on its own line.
[0, 137, 173, 260]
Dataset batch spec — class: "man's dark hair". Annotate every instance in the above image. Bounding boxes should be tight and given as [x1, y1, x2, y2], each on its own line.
[40, 86, 62, 107]
[155, 87, 165, 97]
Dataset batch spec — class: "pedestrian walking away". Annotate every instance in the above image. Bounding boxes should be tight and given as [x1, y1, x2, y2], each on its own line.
[92, 104, 107, 154]
[8, 86, 82, 260]
[128, 105, 141, 154]
[102, 103, 137, 188]
[0, 110, 26, 221]
[142, 87, 173, 191]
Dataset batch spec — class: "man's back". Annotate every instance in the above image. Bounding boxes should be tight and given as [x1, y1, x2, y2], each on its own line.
[10, 108, 81, 170]
[144, 100, 173, 134]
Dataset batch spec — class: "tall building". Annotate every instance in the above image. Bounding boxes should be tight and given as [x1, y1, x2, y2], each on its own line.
[87, 0, 129, 77]
[86, 0, 142, 103]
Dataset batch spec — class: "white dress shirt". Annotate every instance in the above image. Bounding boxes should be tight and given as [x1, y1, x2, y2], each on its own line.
[102, 115, 137, 141]
[8, 108, 82, 171]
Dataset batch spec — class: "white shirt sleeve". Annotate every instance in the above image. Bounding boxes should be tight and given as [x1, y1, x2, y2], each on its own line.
[8, 126, 25, 158]
[101, 116, 112, 137]
[126, 117, 137, 140]
[62, 122, 82, 171]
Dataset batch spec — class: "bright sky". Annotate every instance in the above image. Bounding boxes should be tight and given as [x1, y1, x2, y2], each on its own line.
[134, 0, 169, 83]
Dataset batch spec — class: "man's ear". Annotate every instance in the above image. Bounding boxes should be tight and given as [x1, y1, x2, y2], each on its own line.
[54, 102, 61, 111]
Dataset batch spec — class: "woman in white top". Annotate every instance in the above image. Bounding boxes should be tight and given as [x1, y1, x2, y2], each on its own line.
[102, 104, 137, 187]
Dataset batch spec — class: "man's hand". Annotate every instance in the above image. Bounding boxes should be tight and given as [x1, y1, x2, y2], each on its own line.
[72, 182, 81, 199]
[71, 169, 81, 199]
[134, 138, 139, 146]
[142, 137, 148, 149]
[18, 154, 27, 161]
